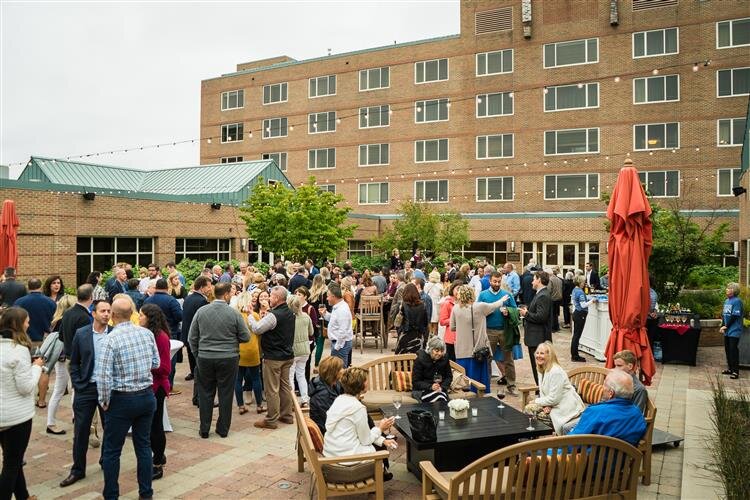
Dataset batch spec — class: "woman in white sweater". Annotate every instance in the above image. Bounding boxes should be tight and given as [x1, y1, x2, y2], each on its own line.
[1, 307, 45, 500]
[523, 341, 585, 435]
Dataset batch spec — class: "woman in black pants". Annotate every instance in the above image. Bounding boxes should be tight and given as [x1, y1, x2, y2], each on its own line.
[570, 276, 596, 362]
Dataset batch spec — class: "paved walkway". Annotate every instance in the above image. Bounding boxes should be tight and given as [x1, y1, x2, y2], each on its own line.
[24, 328, 742, 499]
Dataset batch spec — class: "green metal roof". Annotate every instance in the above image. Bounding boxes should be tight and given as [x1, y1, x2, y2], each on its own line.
[11, 156, 293, 205]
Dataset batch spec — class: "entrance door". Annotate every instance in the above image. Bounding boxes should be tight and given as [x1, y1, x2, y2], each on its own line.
[543, 243, 578, 273]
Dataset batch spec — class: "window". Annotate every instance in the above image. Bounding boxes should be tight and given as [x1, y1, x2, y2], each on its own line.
[263, 117, 288, 139]
[544, 83, 599, 111]
[717, 68, 750, 97]
[220, 156, 243, 163]
[261, 152, 287, 171]
[415, 98, 449, 123]
[415, 180, 448, 202]
[544, 38, 598, 68]
[717, 168, 742, 196]
[638, 170, 679, 197]
[359, 144, 389, 166]
[718, 118, 746, 146]
[634, 75, 679, 103]
[717, 18, 750, 48]
[476, 92, 513, 118]
[415, 139, 449, 162]
[476, 134, 513, 159]
[221, 89, 244, 110]
[358, 182, 389, 205]
[308, 148, 336, 169]
[544, 174, 599, 199]
[347, 240, 372, 258]
[263, 82, 288, 104]
[359, 105, 390, 128]
[76, 237, 154, 287]
[221, 123, 243, 143]
[175, 238, 230, 263]
[415, 58, 448, 84]
[476, 177, 513, 201]
[522, 242, 544, 269]
[544, 128, 599, 155]
[309, 111, 336, 133]
[318, 184, 336, 194]
[633, 27, 678, 58]
[359, 67, 389, 91]
[476, 49, 513, 76]
[459, 241, 508, 265]
[634, 122, 680, 150]
[309, 75, 336, 98]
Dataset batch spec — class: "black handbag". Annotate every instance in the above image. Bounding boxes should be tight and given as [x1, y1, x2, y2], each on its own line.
[407, 409, 437, 442]
[470, 304, 491, 362]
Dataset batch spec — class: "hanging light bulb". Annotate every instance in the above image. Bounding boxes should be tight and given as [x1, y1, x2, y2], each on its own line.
[614, 76, 621, 83]
[336, 118, 341, 124]
[576, 83, 584, 89]
[692, 63, 699, 72]
[416, 106, 422, 112]
[543, 87, 549, 94]
[289, 125, 294, 131]
[248, 131, 253, 138]
[476, 96, 483, 104]
[509, 92, 514, 98]
[652, 69, 659, 75]
[227, 136, 232, 141]
[207, 138, 212, 144]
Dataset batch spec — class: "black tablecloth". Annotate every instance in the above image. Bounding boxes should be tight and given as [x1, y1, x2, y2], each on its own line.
[649, 322, 700, 366]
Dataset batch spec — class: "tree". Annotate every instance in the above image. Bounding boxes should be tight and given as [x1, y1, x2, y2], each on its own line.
[371, 201, 469, 259]
[240, 177, 356, 262]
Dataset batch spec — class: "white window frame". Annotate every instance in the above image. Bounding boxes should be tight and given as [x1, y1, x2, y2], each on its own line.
[544, 174, 600, 200]
[220, 156, 243, 164]
[633, 122, 680, 151]
[544, 128, 600, 156]
[309, 75, 337, 98]
[359, 105, 390, 129]
[633, 74, 680, 104]
[221, 89, 244, 111]
[717, 67, 750, 97]
[543, 82, 600, 112]
[308, 148, 336, 170]
[318, 184, 336, 194]
[415, 98, 449, 123]
[632, 27, 679, 58]
[414, 180, 449, 203]
[639, 170, 680, 198]
[543, 38, 599, 69]
[415, 58, 449, 84]
[476, 134, 514, 160]
[308, 111, 337, 134]
[476, 176, 514, 202]
[717, 168, 742, 196]
[476, 49, 513, 77]
[358, 144, 390, 167]
[261, 152, 287, 171]
[414, 139, 449, 163]
[359, 66, 390, 92]
[262, 117, 288, 139]
[476, 92, 514, 118]
[717, 18, 750, 49]
[262, 82, 288, 105]
[358, 182, 389, 205]
[221, 123, 244, 143]
[717, 117, 746, 147]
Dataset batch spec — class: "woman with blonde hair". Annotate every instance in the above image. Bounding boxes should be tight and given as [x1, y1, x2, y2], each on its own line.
[167, 272, 187, 300]
[288, 295, 313, 406]
[309, 275, 328, 367]
[424, 270, 444, 335]
[234, 292, 265, 414]
[45, 294, 77, 433]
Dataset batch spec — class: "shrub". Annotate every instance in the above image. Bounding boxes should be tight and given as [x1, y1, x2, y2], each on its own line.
[676, 289, 725, 319]
[709, 377, 750, 500]
[684, 265, 738, 290]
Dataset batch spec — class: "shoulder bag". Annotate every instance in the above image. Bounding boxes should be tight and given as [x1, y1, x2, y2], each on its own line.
[471, 304, 491, 362]
[393, 303, 404, 329]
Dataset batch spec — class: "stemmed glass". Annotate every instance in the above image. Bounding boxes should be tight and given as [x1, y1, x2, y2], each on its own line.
[525, 411, 537, 431]
[496, 387, 506, 410]
[392, 394, 402, 419]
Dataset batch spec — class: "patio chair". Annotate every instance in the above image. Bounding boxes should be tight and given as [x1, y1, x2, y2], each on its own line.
[356, 294, 384, 354]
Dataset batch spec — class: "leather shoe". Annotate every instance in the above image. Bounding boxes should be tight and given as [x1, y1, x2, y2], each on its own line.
[185, 373, 194, 381]
[46, 426, 66, 435]
[200, 431, 209, 439]
[572, 356, 587, 362]
[60, 474, 84, 487]
[152, 466, 163, 480]
[216, 430, 228, 438]
[279, 416, 294, 424]
[254, 420, 278, 429]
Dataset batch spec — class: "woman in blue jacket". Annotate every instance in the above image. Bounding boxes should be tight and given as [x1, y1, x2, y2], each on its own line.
[720, 282, 743, 379]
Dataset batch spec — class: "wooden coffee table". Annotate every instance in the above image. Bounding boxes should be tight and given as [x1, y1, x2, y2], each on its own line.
[382, 396, 553, 479]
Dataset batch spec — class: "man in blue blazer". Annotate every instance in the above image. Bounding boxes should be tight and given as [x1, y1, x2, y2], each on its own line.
[60, 300, 112, 487]
[144, 278, 183, 392]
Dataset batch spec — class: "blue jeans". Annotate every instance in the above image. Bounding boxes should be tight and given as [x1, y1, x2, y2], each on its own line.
[331, 340, 353, 368]
[101, 389, 156, 500]
[235, 365, 263, 407]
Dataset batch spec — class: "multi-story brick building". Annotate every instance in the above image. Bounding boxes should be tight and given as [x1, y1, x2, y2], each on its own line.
[201, 0, 748, 271]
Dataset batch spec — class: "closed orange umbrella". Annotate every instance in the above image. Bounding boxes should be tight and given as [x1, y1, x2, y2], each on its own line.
[604, 161, 656, 385]
[0, 199, 20, 272]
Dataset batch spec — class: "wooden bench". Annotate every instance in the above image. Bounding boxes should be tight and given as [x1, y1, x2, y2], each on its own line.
[420, 434, 642, 500]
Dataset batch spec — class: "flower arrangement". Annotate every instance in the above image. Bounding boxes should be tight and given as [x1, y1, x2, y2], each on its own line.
[448, 398, 470, 419]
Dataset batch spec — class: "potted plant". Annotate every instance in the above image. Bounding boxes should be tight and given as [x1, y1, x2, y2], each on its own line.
[447, 399, 469, 420]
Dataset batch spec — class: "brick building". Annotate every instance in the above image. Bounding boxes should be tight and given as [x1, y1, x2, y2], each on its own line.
[201, 0, 748, 271]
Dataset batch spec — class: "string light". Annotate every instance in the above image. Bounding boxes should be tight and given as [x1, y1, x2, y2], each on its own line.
[613, 76, 620, 83]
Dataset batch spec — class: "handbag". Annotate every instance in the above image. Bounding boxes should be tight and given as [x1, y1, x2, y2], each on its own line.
[470, 305, 491, 362]
[393, 304, 404, 328]
[406, 408, 437, 442]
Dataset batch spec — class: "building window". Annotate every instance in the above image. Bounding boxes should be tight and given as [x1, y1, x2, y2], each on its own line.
[476, 134, 513, 159]
[717, 18, 750, 49]
[477, 92, 513, 117]
[359, 144, 389, 166]
[309, 111, 336, 134]
[415, 98, 449, 123]
[634, 74, 679, 103]
[263, 117, 288, 139]
[476, 49, 513, 76]
[221, 123, 243, 143]
[262, 152, 287, 171]
[76, 237, 154, 287]
[359, 66, 389, 91]
[359, 105, 390, 128]
[358, 182, 389, 205]
[175, 238, 230, 263]
[638, 170, 679, 197]
[476, 177, 513, 201]
[717, 68, 750, 97]
[309, 75, 336, 98]
[415, 139, 449, 163]
[308, 148, 336, 170]
[544, 83, 599, 112]
[415, 180, 448, 203]
[544, 174, 599, 199]
[522, 242, 544, 268]
[544, 128, 599, 155]
[318, 184, 336, 194]
[579, 242, 600, 272]
[543, 38, 598, 68]
[263, 82, 288, 105]
[347, 240, 372, 258]
[221, 156, 243, 163]
[415, 58, 448, 84]
[718, 118, 746, 146]
[634, 122, 680, 150]
[459, 241, 508, 265]
[717, 168, 742, 196]
[221, 89, 244, 110]
[633, 27, 678, 58]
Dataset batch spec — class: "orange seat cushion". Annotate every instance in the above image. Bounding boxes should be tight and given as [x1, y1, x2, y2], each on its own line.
[577, 378, 605, 404]
[305, 416, 324, 453]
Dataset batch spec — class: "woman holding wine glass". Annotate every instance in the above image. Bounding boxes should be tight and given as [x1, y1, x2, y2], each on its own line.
[411, 336, 452, 403]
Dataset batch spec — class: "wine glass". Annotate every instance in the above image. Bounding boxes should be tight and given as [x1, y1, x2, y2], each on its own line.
[526, 412, 536, 431]
[496, 387, 506, 409]
[392, 394, 402, 419]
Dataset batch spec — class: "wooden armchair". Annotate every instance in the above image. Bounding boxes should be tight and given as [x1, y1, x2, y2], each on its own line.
[638, 398, 657, 485]
[420, 434, 642, 500]
[293, 398, 388, 499]
[356, 294, 384, 354]
[520, 366, 610, 406]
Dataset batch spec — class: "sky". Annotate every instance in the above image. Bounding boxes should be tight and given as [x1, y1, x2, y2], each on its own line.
[1, 0, 459, 178]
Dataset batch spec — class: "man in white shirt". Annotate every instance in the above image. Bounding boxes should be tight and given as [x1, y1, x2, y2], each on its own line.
[318, 283, 353, 368]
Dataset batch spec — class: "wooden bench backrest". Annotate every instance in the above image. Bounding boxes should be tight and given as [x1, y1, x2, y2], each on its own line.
[293, 397, 321, 471]
[359, 354, 469, 391]
[568, 366, 610, 389]
[448, 434, 641, 500]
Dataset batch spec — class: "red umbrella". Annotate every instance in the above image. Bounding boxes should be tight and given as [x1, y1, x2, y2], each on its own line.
[0, 199, 20, 272]
[604, 161, 656, 385]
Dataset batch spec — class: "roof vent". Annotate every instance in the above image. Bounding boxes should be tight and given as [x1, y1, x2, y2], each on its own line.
[475, 7, 512, 35]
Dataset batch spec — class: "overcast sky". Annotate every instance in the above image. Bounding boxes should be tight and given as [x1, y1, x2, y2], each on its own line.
[1, 0, 459, 178]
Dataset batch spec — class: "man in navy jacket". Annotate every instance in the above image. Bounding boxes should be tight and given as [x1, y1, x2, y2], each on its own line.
[14, 278, 56, 344]
[144, 278, 182, 392]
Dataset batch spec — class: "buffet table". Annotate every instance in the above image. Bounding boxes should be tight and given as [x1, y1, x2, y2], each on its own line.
[649, 322, 700, 366]
[578, 300, 611, 362]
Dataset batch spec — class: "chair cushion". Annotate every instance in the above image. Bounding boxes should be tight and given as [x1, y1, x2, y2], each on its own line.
[304, 416, 324, 453]
[321, 461, 375, 483]
[577, 378, 605, 404]
[448, 389, 477, 400]
[361, 390, 418, 411]
[391, 370, 413, 392]
[450, 369, 471, 391]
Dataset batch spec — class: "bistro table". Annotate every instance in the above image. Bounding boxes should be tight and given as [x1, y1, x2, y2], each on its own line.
[382, 397, 553, 479]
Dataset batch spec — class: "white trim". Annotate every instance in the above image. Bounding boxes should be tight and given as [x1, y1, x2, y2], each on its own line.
[359, 66, 391, 92]
[358, 182, 389, 205]
[220, 123, 244, 144]
[543, 128, 600, 156]
[414, 179, 449, 203]
[632, 27, 679, 59]
[415, 98, 450, 124]
[475, 176, 514, 202]
[633, 74, 681, 104]
[307, 148, 336, 170]
[716, 168, 742, 197]
[308, 75, 337, 99]
[716, 18, 750, 49]
[476, 92, 514, 118]
[220, 89, 244, 111]
[543, 82, 600, 112]
[475, 134, 514, 160]
[633, 122, 680, 151]
[414, 58, 449, 84]
[414, 139, 450, 163]
[260, 152, 287, 171]
[261, 117, 288, 139]
[543, 37, 599, 69]
[359, 105, 391, 129]
[638, 170, 680, 198]
[543, 173, 600, 200]
[475, 48, 514, 77]
[717, 67, 750, 98]
[358, 143, 390, 167]
[318, 184, 336, 194]
[262, 82, 288, 105]
[717, 117, 745, 147]
[308, 111, 337, 134]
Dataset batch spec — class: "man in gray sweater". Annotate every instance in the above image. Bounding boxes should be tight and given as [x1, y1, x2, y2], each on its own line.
[188, 282, 250, 438]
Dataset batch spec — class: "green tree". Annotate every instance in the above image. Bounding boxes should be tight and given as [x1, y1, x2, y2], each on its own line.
[240, 177, 356, 262]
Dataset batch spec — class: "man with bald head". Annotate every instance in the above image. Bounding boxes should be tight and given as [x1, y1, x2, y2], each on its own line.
[95, 297, 160, 500]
